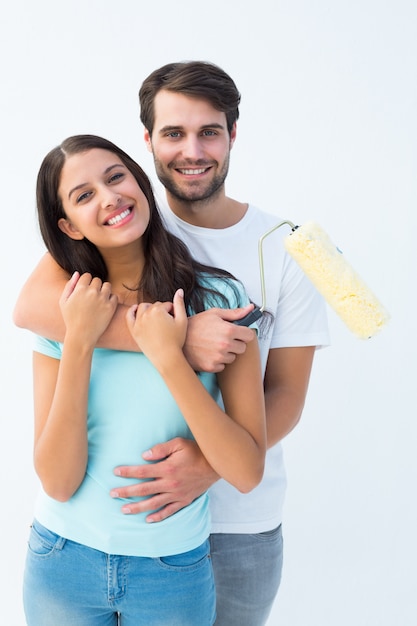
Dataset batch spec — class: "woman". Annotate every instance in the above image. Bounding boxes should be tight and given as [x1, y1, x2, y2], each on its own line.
[23, 135, 266, 625]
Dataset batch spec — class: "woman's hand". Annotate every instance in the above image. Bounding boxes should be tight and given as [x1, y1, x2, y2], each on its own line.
[59, 272, 118, 348]
[126, 289, 187, 367]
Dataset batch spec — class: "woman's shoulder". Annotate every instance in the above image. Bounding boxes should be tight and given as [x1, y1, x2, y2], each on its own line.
[198, 272, 249, 310]
[33, 335, 62, 358]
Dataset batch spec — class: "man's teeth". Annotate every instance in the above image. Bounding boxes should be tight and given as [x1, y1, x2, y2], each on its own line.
[179, 168, 207, 175]
[107, 209, 131, 225]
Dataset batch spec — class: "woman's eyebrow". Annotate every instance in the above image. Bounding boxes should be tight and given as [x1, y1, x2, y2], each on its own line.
[68, 164, 124, 200]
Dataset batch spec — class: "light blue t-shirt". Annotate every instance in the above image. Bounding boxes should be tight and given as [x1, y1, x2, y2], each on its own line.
[33, 276, 252, 557]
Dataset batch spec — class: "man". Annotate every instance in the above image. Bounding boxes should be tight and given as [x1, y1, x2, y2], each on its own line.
[14, 61, 329, 625]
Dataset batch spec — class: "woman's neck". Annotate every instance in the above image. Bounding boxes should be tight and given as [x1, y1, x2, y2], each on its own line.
[101, 246, 145, 305]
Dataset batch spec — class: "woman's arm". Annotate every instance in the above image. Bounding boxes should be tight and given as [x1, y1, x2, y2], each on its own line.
[33, 274, 118, 501]
[126, 290, 266, 493]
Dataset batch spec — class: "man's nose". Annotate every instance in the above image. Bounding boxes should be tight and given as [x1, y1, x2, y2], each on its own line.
[180, 135, 205, 160]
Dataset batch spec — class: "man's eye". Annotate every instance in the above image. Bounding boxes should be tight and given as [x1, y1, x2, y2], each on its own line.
[202, 130, 216, 136]
[167, 131, 181, 138]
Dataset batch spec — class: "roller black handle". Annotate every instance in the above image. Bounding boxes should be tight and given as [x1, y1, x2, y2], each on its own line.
[233, 307, 263, 326]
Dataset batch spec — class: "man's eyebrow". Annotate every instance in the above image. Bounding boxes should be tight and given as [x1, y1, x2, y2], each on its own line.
[68, 164, 124, 200]
[158, 122, 225, 134]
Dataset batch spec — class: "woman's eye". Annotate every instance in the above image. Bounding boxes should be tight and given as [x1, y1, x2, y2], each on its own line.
[109, 172, 124, 183]
[76, 191, 92, 203]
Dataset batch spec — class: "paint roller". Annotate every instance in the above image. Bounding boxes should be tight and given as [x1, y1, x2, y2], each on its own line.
[235, 220, 390, 339]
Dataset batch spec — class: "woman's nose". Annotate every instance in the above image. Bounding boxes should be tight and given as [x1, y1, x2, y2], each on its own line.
[101, 189, 121, 208]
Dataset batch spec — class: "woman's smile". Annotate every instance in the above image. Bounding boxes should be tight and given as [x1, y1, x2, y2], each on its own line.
[104, 206, 133, 227]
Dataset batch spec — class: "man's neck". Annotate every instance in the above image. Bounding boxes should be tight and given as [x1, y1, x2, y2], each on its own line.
[166, 192, 248, 229]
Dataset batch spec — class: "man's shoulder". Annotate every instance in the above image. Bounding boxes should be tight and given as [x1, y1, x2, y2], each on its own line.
[247, 204, 287, 224]
[245, 205, 293, 238]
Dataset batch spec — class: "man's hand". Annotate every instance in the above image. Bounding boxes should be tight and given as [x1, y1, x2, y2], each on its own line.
[110, 438, 219, 522]
[184, 305, 256, 373]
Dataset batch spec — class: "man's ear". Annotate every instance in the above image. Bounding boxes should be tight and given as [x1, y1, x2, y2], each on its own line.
[144, 128, 153, 153]
[58, 217, 85, 240]
[229, 122, 237, 149]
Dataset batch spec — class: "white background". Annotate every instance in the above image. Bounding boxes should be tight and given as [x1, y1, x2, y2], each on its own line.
[1, 1, 415, 624]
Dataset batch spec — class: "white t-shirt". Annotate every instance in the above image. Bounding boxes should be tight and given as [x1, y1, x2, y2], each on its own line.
[160, 202, 330, 533]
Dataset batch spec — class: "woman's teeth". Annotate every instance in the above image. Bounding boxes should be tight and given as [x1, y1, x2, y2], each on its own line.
[106, 208, 131, 225]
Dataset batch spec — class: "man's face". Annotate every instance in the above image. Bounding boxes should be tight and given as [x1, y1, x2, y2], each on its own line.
[145, 90, 236, 203]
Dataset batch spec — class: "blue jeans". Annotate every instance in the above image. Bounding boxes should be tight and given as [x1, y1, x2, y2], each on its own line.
[23, 520, 216, 625]
[209, 525, 283, 626]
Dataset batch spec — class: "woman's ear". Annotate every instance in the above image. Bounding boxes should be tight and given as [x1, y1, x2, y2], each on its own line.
[58, 217, 85, 240]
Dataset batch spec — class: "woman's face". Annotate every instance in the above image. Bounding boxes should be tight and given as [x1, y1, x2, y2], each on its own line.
[57, 148, 150, 253]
